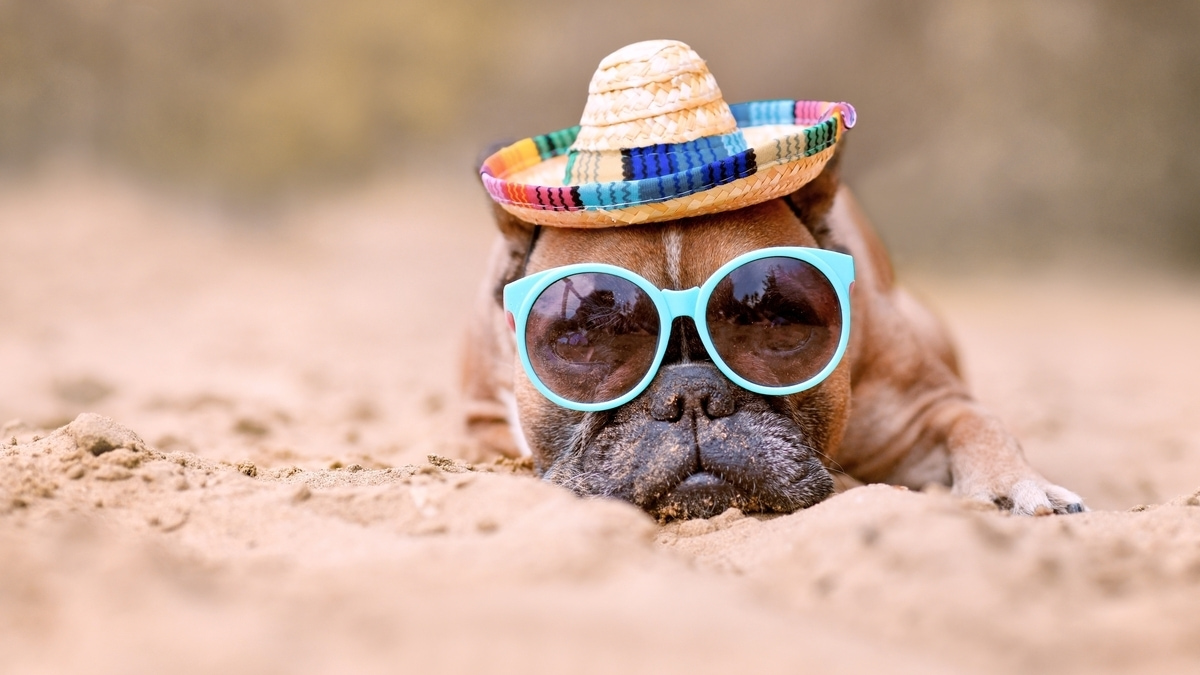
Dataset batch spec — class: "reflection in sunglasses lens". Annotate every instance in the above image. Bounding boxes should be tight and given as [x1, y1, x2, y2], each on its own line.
[525, 272, 660, 404]
[705, 257, 842, 388]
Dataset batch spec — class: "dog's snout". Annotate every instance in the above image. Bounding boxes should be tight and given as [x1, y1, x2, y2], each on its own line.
[649, 363, 738, 422]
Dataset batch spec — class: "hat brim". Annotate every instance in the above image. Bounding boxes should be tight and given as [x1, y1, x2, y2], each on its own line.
[480, 100, 855, 228]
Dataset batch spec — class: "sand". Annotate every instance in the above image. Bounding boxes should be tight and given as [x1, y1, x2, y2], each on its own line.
[2, 169, 1199, 674]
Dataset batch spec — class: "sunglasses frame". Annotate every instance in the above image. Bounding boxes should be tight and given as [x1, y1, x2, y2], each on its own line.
[503, 246, 855, 412]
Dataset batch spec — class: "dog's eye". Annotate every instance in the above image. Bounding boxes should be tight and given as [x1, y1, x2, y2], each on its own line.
[757, 320, 816, 353]
[546, 309, 657, 366]
[550, 328, 601, 364]
[709, 298, 820, 351]
[757, 298, 822, 352]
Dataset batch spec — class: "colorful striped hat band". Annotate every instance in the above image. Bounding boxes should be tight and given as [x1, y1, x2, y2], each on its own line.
[480, 40, 856, 228]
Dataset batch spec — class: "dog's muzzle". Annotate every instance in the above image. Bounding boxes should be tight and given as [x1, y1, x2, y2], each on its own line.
[575, 361, 835, 520]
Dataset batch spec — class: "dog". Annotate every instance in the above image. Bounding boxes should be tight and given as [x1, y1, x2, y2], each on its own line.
[461, 41, 1084, 519]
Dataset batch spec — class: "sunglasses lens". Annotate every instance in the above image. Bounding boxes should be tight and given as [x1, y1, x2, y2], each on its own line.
[525, 272, 660, 405]
[705, 256, 843, 388]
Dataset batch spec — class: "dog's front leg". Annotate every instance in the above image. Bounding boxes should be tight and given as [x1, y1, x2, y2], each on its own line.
[836, 283, 1087, 515]
[460, 235, 527, 461]
[921, 398, 1087, 515]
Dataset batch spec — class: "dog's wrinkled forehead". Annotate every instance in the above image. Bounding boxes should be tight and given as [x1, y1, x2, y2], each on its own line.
[527, 200, 818, 289]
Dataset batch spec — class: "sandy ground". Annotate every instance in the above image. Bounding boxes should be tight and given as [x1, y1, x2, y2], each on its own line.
[2, 170, 1199, 674]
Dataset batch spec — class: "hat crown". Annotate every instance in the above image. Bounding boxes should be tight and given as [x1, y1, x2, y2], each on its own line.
[587, 40, 709, 93]
[571, 40, 737, 152]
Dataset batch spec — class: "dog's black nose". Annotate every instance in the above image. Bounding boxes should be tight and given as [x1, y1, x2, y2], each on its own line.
[649, 363, 738, 422]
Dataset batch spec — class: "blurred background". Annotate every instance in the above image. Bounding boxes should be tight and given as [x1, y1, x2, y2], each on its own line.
[2, 0, 1198, 269]
[4, 8, 1200, 667]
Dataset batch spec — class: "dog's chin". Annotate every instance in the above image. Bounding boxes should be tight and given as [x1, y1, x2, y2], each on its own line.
[647, 465, 835, 521]
[649, 472, 749, 521]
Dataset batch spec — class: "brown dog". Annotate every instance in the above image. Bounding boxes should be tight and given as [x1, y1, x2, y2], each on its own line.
[462, 40, 1083, 519]
[461, 149, 1086, 518]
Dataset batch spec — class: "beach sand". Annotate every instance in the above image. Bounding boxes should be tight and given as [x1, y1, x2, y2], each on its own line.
[2, 170, 1199, 674]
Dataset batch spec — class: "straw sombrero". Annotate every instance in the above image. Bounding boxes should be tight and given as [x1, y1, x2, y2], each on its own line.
[480, 40, 856, 228]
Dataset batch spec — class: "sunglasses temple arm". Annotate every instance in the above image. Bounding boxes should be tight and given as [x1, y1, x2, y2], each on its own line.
[503, 273, 546, 314]
[825, 251, 855, 285]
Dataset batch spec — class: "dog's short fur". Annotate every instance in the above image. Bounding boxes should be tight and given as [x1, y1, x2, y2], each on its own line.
[462, 151, 1085, 518]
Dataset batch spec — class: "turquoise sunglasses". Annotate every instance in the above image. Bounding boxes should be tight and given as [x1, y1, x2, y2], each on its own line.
[503, 247, 854, 412]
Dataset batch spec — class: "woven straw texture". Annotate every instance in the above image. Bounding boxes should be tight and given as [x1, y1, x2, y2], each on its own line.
[479, 40, 855, 229]
[574, 40, 736, 152]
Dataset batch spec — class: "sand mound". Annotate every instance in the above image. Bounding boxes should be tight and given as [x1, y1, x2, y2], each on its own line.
[2, 413, 1198, 674]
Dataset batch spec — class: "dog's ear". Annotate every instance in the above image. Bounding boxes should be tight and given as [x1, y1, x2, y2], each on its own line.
[476, 140, 541, 307]
[782, 143, 844, 250]
[486, 201, 540, 308]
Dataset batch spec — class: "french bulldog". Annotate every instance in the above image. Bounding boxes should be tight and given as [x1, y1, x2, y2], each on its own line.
[461, 148, 1086, 520]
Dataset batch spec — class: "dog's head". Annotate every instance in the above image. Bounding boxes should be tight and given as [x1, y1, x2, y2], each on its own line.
[488, 153, 850, 520]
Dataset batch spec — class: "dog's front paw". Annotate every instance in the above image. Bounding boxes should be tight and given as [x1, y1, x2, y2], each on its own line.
[940, 407, 1088, 515]
[955, 475, 1087, 515]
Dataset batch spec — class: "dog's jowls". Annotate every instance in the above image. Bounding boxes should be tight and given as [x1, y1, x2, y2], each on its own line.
[461, 154, 1086, 518]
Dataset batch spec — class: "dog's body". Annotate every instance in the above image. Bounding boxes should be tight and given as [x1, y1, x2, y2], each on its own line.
[462, 154, 1084, 518]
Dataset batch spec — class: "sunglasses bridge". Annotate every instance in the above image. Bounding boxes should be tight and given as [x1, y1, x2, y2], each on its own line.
[659, 287, 704, 321]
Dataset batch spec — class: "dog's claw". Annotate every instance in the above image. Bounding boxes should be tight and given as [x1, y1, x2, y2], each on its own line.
[961, 478, 1087, 516]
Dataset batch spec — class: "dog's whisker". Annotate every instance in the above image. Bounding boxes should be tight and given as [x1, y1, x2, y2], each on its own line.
[808, 444, 847, 476]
